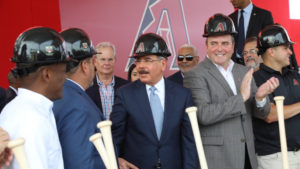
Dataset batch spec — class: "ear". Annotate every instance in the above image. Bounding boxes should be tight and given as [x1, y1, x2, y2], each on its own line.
[161, 58, 167, 72]
[80, 60, 88, 73]
[40, 67, 51, 83]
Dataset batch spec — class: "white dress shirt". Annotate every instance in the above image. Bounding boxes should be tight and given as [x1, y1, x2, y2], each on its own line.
[146, 77, 165, 111]
[0, 88, 64, 169]
[214, 60, 237, 95]
[211, 58, 266, 107]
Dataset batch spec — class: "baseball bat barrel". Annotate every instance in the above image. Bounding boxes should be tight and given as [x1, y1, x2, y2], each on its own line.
[274, 96, 290, 169]
[185, 106, 208, 169]
[89, 133, 111, 169]
[97, 120, 118, 169]
[7, 138, 30, 169]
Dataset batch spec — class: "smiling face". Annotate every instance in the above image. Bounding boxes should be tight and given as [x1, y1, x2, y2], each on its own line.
[206, 35, 235, 69]
[177, 47, 199, 72]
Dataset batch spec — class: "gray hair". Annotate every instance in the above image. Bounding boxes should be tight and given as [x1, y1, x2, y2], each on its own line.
[179, 44, 198, 56]
[95, 42, 116, 58]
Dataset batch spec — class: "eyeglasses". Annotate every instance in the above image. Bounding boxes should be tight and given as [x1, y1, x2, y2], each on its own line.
[134, 58, 162, 64]
[243, 49, 258, 56]
[177, 55, 194, 61]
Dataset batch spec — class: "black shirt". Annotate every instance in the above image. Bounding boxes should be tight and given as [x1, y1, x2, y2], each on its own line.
[253, 63, 300, 155]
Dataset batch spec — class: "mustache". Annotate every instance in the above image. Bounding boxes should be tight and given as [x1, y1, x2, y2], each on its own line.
[138, 69, 149, 74]
[245, 57, 256, 62]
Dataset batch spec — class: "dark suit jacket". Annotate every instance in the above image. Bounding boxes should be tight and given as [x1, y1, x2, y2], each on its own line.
[86, 76, 129, 113]
[229, 5, 274, 64]
[53, 79, 105, 169]
[184, 58, 270, 169]
[5, 87, 17, 105]
[167, 71, 183, 85]
[0, 87, 6, 112]
[111, 79, 199, 169]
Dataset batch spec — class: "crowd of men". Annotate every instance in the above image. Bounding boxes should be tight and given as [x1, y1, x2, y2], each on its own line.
[0, 0, 300, 169]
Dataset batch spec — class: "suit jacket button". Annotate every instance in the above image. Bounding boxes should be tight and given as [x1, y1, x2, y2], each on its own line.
[241, 116, 246, 121]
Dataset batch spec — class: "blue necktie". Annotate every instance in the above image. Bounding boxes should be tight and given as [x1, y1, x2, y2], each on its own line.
[237, 10, 245, 58]
[149, 86, 164, 139]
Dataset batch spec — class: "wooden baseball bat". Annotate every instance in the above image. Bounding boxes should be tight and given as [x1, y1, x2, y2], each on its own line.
[89, 133, 111, 169]
[97, 120, 118, 169]
[7, 138, 30, 169]
[274, 96, 290, 169]
[185, 106, 208, 169]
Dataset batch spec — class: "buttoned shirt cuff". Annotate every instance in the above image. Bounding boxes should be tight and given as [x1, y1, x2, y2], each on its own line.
[256, 97, 266, 108]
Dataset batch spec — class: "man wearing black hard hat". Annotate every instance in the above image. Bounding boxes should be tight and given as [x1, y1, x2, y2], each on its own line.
[0, 27, 68, 169]
[184, 13, 279, 169]
[110, 33, 199, 169]
[52, 28, 106, 169]
[253, 24, 300, 169]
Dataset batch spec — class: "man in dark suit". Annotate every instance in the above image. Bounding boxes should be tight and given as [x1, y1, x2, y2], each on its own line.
[229, 0, 274, 65]
[0, 87, 6, 112]
[53, 28, 106, 169]
[5, 70, 19, 105]
[111, 33, 199, 169]
[184, 14, 279, 169]
[167, 44, 199, 85]
[86, 42, 128, 120]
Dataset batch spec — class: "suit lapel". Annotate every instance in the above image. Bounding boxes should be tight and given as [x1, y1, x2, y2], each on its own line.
[232, 10, 238, 31]
[204, 58, 234, 96]
[159, 79, 173, 142]
[134, 81, 158, 140]
[232, 64, 245, 94]
[246, 5, 258, 37]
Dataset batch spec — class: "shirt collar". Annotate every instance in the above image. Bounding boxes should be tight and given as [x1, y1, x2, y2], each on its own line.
[239, 2, 253, 14]
[260, 63, 289, 75]
[146, 76, 165, 92]
[66, 78, 85, 91]
[96, 74, 115, 86]
[18, 88, 53, 115]
[9, 86, 18, 94]
[210, 57, 235, 73]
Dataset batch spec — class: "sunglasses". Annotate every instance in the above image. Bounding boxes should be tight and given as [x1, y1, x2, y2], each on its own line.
[177, 55, 194, 61]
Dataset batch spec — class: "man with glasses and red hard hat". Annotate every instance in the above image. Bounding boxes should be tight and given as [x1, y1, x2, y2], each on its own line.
[110, 33, 199, 169]
[253, 24, 300, 169]
[184, 13, 279, 169]
[168, 44, 199, 85]
[243, 36, 262, 71]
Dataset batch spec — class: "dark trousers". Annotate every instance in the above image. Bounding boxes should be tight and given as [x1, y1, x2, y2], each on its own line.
[244, 145, 252, 169]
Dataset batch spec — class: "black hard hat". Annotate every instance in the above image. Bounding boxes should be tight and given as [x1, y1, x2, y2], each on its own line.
[258, 24, 295, 55]
[203, 13, 237, 37]
[12, 27, 69, 74]
[60, 28, 95, 61]
[132, 33, 171, 58]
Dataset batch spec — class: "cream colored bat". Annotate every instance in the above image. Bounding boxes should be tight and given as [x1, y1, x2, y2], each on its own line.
[7, 138, 30, 169]
[185, 106, 208, 169]
[274, 96, 290, 169]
